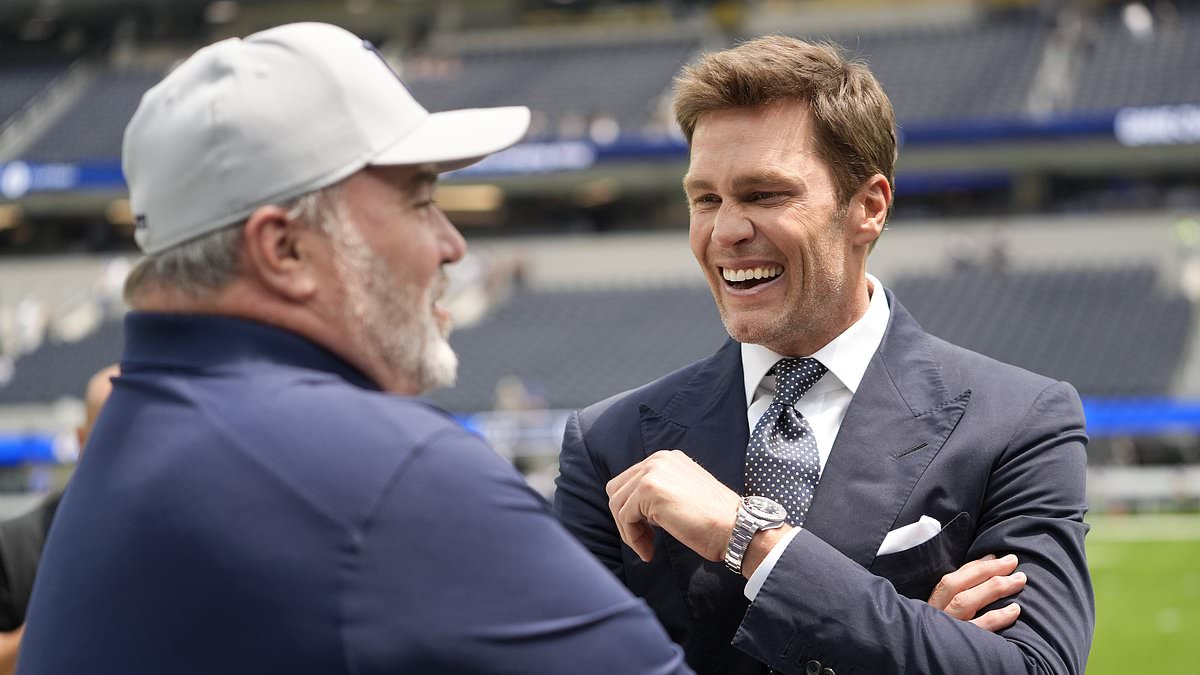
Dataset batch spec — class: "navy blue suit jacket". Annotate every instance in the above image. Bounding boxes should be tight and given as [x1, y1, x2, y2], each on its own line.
[20, 313, 690, 674]
[555, 291, 1093, 675]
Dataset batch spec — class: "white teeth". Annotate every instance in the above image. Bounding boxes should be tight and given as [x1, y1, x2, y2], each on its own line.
[722, 265, 783, 282]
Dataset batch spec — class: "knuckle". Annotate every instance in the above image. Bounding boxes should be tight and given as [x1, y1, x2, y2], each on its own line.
[991, 575, 1018, 593]
[947, 595, 971, 615]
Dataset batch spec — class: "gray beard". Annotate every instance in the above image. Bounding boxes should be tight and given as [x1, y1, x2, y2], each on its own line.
[330, 221, 458, 394]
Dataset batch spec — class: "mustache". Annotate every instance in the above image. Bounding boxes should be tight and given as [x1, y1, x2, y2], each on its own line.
[430, 269, 450, 301]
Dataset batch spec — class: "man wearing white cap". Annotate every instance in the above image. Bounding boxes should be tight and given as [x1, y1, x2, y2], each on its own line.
[17, 23, 690, 674]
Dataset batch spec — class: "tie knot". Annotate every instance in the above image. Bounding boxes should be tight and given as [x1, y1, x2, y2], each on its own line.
[770, 357, 827, 406]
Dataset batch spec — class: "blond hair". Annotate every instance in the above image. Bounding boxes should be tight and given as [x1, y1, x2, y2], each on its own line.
[673, 34, 897, 209]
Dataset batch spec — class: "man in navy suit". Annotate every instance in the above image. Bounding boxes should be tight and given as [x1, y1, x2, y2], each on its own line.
[556, 35, 1093, 675]
[19, 23, 690, 674]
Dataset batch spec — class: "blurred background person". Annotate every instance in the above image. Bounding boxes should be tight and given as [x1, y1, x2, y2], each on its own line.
[0, 363, 117, 675]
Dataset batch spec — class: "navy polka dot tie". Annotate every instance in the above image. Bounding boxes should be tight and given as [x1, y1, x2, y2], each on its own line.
[745, 357, 827, 527]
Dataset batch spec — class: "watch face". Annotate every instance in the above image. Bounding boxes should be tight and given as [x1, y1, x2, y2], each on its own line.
[743, 495, 787, 521]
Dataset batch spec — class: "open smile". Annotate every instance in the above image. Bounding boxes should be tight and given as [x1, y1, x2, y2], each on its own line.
[720, 265, 783, 291]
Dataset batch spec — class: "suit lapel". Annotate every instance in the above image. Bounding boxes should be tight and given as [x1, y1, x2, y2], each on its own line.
[637, 339, 763, 674]
[637, 338, 748, 490]
[628, 294, 972, 671]
[803, 292, 971, 568]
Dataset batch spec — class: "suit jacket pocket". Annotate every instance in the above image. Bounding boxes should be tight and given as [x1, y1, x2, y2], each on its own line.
[870, 511, 972, 600]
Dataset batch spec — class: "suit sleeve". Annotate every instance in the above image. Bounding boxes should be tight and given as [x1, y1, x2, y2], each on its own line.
[733, 381, 1093, 675]
[554, 409, 626, 578]
[343, 425, 691, 675]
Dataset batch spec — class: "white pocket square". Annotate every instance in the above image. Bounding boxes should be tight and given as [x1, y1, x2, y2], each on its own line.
[877, 515, 942, 556]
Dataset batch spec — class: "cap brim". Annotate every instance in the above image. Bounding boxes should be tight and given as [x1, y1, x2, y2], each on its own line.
[371, 105, 531, 173]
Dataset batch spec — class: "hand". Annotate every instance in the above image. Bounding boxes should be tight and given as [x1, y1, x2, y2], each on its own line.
[928, 553, 1026, 632]
[606, 449, 740, 563]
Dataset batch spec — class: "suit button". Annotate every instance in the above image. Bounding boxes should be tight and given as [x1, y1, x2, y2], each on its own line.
[805, 661, 821, 675]
[821, 669, 835, 675]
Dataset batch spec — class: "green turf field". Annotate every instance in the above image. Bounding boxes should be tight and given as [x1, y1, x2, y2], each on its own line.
[1085, 513, 1200, 674]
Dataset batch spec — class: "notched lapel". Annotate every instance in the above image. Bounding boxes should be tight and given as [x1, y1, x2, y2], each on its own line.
[806, 385, 971, 569]
[636, 339, 748, 490]
[802, 295, 972, 568]
[635, 341, 758, 671]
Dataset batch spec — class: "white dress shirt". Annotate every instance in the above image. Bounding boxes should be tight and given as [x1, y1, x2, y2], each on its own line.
[742, 273, 891, 600]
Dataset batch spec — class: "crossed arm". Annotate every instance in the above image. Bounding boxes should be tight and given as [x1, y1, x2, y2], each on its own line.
[608, 449, 1026, 632]
[598, 382, 1093, 674]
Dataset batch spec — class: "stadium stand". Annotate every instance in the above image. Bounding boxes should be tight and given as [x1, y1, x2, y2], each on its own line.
[403, 33, 699, 139]
[892, 263, 1192, 397]
[791, 10, 1051, 123]
[0, 318, 122, 405]
[429, 284, 727, 413]
[1071, 3, 1200, 113]
[0, 42, 72, 128]
[0, 254, 1192, 411]
[7, 4, 1200, 162]
[19, 70, 162, 163]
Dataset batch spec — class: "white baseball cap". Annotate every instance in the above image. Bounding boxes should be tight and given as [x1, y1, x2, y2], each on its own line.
[123, 22, 530, 254]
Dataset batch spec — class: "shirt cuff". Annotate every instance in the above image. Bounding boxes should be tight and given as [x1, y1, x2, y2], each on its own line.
[744, 526, 802, 601]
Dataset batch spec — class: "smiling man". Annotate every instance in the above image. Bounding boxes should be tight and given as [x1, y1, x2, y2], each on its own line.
[555, 36, 1094, 675]
[17, 23, 691, 675]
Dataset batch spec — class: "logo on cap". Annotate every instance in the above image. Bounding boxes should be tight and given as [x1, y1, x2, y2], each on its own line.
[135, 215, 148, 232]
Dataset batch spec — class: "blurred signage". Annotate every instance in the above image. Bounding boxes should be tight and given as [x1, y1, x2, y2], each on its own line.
[1114, 104, 1200, 147]
[1, 396, 1199, 469]
[0, 160, 123, 197]
[0, 161, 32, 198]
[0, 433, 60, 466]
[1084, 398, 1200, 437]
[453, 141, 597, 176]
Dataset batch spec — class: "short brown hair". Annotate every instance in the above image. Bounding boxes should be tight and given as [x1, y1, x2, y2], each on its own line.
[673, 34, 897, 209]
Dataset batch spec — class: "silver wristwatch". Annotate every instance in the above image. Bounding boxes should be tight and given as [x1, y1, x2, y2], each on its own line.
[724, 495, 787, 575]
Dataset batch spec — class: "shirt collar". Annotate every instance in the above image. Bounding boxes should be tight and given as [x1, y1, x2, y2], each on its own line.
[741, 273, 891, 406]
[121, 311, 379, 391]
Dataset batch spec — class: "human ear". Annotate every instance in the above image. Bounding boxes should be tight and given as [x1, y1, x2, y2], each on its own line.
[240, 205, 322, 301]
[851, 174, 892, 247]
